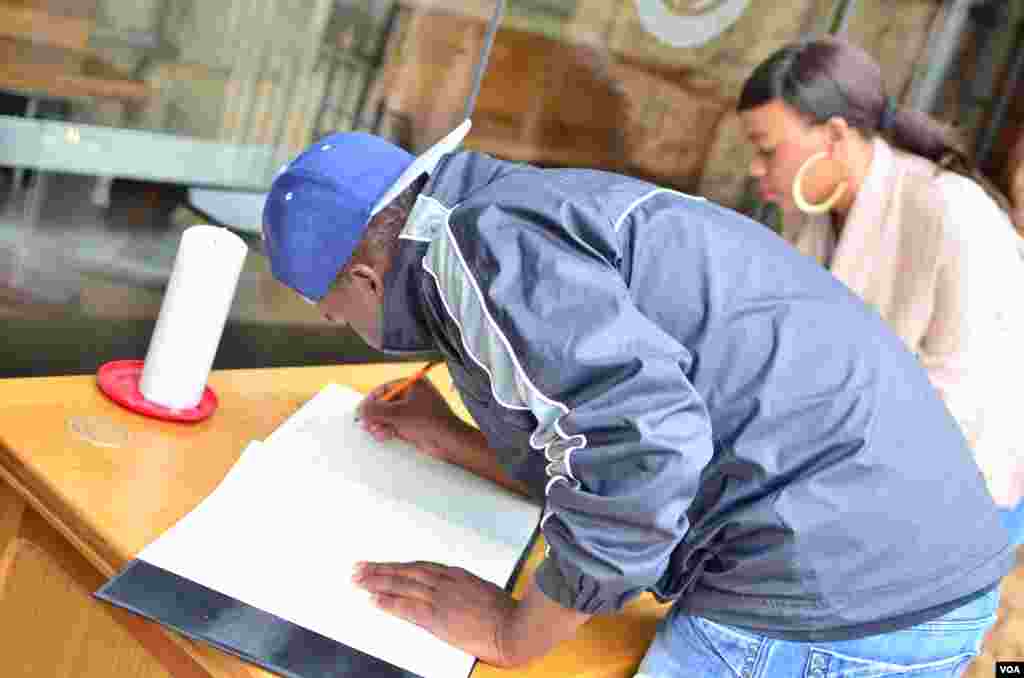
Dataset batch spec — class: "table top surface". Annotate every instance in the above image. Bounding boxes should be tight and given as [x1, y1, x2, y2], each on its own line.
[0, 363, 669, 678]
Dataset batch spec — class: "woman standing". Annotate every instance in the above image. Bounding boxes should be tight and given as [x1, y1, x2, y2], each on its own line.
[738, 37, 1024, 539]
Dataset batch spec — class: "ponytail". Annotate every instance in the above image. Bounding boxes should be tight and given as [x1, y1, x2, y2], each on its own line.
[886, 106, 1011, 213]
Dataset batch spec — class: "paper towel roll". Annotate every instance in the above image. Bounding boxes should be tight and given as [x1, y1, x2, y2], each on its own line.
[140, 225, 248, 410]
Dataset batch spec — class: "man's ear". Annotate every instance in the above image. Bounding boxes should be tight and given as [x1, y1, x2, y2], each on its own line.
[347, 263, 385, 300]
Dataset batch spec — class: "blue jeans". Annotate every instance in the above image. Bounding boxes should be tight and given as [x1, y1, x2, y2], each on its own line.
[634, 588, 999, 677]
[999, 500, 1024, 546]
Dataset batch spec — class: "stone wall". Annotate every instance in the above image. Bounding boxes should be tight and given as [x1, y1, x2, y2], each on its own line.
[75, 0, 945, 208]
[374, 0, 941, 208]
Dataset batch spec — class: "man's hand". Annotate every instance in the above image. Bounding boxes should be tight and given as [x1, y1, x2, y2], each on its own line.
[357, 377, 469, 461]
[358, 374, 534, 497]
[352, 561, 522, 668]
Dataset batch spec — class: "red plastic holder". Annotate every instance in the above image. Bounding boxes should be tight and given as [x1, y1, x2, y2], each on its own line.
[96, 360, 217, 423]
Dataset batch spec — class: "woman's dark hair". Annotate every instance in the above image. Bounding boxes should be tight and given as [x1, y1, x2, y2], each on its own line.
[738, 36, 1010, 212]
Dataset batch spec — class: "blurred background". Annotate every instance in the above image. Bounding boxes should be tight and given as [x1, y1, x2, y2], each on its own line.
[3, 0, 1024, 377]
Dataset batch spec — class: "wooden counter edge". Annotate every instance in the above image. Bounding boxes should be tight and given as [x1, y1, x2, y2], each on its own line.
[0, 438, 268, 678]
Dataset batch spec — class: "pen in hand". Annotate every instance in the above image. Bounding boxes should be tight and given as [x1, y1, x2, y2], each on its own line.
[355, 361, 442, 423]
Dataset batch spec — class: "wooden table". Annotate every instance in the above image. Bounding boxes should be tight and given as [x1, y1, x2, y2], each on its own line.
[0, 363, 670, 678]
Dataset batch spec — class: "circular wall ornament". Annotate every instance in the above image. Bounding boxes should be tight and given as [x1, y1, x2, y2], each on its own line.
[633, 0, 751, 48]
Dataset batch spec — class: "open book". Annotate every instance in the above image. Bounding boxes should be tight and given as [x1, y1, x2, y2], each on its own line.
[96, 383, 542, 678]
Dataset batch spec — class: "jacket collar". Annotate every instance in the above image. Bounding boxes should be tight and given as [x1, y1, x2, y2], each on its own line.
[378, 151, 515, 354]
[378, 234, 435, 355]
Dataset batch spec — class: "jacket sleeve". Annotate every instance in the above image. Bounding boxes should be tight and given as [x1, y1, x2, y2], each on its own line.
[421, 196, 713, 614]
[918, 177, 1024, 505]
[917, 210, 978, 449]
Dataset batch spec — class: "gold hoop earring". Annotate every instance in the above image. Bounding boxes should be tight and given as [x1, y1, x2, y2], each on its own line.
[792, 151, 848, 214]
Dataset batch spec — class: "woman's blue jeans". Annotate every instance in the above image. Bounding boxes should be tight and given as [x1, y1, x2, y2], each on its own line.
[999, 499, 1024, 546]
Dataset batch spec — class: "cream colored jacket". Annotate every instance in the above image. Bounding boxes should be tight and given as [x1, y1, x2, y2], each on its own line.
[784, 138, 1024, 507]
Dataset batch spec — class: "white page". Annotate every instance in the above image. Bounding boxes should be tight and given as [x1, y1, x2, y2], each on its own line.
[139, 384, 542, 678]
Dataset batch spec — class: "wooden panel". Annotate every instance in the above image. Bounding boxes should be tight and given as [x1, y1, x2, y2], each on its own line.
[0, 493, 216, 678]
[1, 502, 167, 677]
[378, 9, 729, 191]
[383, 8, 481, 151]
[0, 4, 92, 51]
[0, 480, 26, 592]
[2, 0, 96, 19]
[0, 38, 150, 102]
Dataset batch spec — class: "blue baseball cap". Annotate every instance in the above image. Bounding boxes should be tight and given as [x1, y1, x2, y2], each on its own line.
[262, 119, 472, 302]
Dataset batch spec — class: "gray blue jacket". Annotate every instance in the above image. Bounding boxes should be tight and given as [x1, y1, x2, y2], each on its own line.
[378, 150, 1013, 641]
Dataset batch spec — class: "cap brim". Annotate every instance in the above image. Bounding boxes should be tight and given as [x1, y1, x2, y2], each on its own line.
[369, 119, 472, 217]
